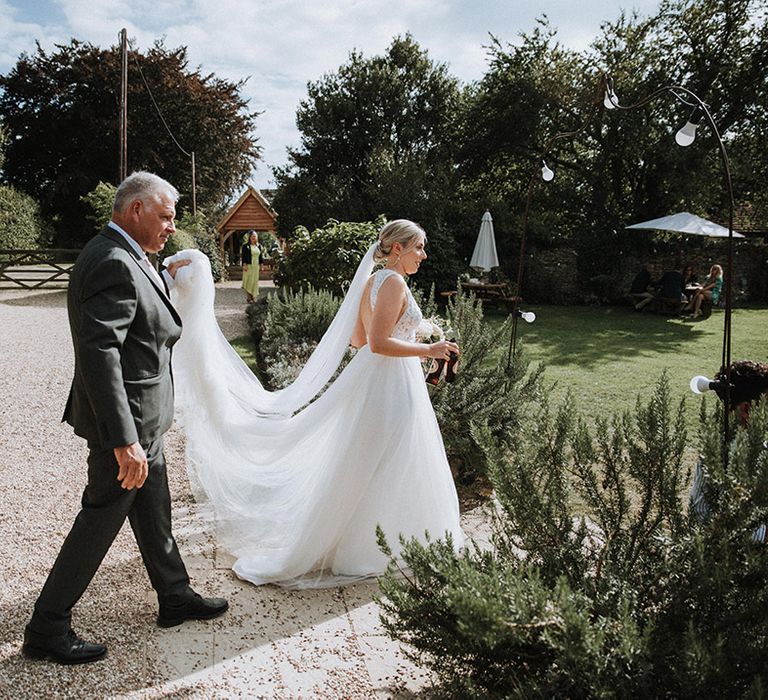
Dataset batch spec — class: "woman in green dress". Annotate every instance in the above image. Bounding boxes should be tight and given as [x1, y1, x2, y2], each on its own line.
[689, 263, 723, 318]
[241, 231, 260, 303]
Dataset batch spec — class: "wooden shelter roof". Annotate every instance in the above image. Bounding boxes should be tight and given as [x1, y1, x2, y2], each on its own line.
[216, 186, 277, 234]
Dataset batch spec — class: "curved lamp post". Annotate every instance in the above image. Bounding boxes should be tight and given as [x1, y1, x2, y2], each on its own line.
[506, 72, 737, 457]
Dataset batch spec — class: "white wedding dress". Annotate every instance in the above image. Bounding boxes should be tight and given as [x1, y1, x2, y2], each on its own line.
[165, 244, 463, 588]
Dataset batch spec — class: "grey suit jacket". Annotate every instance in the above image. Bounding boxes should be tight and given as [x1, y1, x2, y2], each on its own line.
[63, 226, 182, 449]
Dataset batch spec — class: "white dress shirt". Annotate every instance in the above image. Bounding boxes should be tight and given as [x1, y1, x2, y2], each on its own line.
[107, 221, 174, 292]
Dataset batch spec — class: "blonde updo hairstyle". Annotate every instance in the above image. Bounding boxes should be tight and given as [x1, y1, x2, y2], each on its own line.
[374, 219, 426, 264]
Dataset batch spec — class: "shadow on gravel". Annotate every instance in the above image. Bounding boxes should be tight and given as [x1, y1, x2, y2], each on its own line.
[0, 290, 68, 308]
[0, 555, 383, 696]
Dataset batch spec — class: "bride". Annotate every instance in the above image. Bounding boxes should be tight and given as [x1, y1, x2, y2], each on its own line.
[166, 219, 463, 587]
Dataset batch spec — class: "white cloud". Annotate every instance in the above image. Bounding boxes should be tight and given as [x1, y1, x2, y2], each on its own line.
[3, 0, 664, 187]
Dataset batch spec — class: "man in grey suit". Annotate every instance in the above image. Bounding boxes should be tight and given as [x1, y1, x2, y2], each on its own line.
[23, 172, 228, 665]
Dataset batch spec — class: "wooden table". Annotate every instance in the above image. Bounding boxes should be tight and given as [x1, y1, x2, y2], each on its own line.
[460, 281, 507, 300]
[452, 282, 521, 313]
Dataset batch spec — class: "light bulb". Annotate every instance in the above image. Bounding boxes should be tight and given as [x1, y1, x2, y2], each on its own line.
[675, 106, 704, 147]
[516, 309, 536, 323]
[690, 375, 712, 394]
[603, 87, 618, 110]
[541, 162, 554, 182]
[675, 121, 697, 147]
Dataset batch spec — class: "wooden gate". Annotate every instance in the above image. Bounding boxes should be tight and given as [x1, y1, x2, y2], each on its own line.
[0, 249, 81, 290]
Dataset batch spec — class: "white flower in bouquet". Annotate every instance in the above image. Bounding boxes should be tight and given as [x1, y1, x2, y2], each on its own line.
[417, 316, 453, 376]
[416, 316, 446, 342]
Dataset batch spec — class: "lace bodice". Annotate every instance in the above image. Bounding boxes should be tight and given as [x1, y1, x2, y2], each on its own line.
[370, 269, 423, 341]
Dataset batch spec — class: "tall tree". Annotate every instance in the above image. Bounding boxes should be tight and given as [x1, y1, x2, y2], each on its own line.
[274, 33, 463, 227]
[0, 39, 260, 245]
[272, 34, 465, 290]
[455, 0, 768, 293]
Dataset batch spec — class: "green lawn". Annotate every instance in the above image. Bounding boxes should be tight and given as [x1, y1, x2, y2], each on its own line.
[229, 334, 261, 376]
[486, 305, 768, 437]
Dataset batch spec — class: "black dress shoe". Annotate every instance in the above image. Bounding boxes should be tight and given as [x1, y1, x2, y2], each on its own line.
[157, 592, 229, 628]
[22, 627, 107, 665]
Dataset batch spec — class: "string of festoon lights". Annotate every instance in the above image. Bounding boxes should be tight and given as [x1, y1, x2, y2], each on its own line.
[508, 73, 738, 463]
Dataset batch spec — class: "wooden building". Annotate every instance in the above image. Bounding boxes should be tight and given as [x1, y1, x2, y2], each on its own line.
[215, 186, 278, 272]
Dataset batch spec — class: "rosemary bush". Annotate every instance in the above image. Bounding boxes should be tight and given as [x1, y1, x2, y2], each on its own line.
[246, 286, 343, 389]
[427, 289, 542, 483]
[376, 377, 768, 698]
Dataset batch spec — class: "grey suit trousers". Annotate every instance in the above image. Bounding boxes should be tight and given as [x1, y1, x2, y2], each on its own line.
[29, 437, 190, 636]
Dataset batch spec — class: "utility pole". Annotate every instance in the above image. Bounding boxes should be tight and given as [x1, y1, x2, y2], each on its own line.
[191, 151, 197, 215]
[118, 28, 128, 182]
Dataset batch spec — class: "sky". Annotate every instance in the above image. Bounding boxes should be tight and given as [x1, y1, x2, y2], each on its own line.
[0, 0, 663, 190]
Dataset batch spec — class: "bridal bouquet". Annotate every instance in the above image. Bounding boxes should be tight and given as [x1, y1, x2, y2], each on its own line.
[416, 315, 448, 343]
[417, 315, 452, 375]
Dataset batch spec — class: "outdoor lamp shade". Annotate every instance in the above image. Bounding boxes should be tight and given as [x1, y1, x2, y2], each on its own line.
[690, 375, 712, 394]
[469, 210, 500, 271]
[690, 375, 730, 394]
[676, 106, 704, 147]
[541, 161, 554, 181]
[518, 310, 536, 323]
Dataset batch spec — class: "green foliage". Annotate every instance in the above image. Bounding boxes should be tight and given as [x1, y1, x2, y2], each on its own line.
[0, 121, 8, 172]
[428, 289, 543, 483]
[261, 286, 342, 361]
[80, 181, 117, 231]
[274, 218, 380, 294]
[0, 38, 259, 246]
[159, 227, 196, 259]
[272, 1, 768, 304]
[0, 184, 50, 249]
[377, 376, 768, 697]
[272, 34, 465, 282]
[246, 286, 343, 390]
[175, 210, 225, 282]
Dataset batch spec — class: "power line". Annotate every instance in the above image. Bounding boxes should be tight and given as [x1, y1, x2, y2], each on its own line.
[124, 33, 197, 212]
[127, 37, 191, 157]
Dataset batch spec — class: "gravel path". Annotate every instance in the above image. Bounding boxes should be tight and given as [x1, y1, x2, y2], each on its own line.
[0, 280, 489, 698]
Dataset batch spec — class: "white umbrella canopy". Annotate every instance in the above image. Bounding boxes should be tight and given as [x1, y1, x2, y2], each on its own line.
[469, 210, 500, 271]
[626, 211, 744, 238]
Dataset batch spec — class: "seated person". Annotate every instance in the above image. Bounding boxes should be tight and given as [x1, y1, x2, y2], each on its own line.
[630, 265, 652, 294]
[682, 263, 699, 303]
[689, 360, 768, 542]
[630, 265, 655, 310]
[686, 263, 723, 317]
[634, 267, 684, 311]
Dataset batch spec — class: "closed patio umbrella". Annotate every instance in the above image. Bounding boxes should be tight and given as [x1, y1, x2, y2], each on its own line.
[470, 210, 500, 271]
[626, 212, 744, 238]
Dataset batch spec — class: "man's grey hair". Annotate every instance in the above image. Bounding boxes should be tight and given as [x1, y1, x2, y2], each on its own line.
[113, 171, 179, 214]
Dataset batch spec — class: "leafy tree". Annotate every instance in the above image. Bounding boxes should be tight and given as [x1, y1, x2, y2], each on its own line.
[273, 217, 381, 294]
[0, 185, 50, 249]
[80, 181, 117, 230]
[0, 121, 8, 172]
[0, 38, 259, 246]
[272, 35, 465, 292]
[453, 0, 768, 301]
